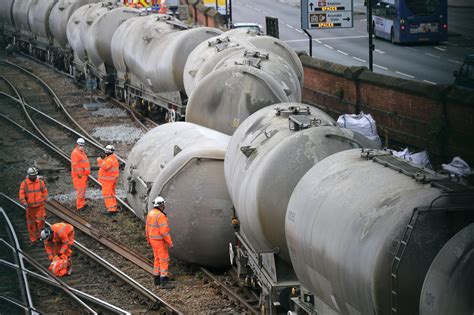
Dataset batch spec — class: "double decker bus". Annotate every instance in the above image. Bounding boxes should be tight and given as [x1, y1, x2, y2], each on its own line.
[369, 0, 448, 44]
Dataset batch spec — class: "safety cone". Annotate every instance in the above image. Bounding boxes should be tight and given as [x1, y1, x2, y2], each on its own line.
[158, 0, 167, 14]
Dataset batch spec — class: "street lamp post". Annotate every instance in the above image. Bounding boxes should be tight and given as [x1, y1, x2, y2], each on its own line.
[368, 0, 374, 71]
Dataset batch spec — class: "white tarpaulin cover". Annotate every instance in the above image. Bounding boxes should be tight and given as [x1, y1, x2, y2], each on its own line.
[389, 148, 432, 169]
[337, 112, 381, 146]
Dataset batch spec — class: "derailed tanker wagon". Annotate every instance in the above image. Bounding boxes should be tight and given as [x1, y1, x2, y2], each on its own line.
[124, 122, 234, 268]
[286, 149, 474, 314]
[225, 103, 379, 312]
[185, 34, 303, 135]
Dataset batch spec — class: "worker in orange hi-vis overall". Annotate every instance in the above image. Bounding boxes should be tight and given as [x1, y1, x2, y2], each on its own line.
[97, 144, 120, 215]
[40, 223, 74, 276]
[19, 167, 48, 246]
[71, 138, 90, 211]
[146, 196, 174, 289]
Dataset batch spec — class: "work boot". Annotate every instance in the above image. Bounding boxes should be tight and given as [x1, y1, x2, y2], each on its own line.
[154, 276, 160, 286]
[160, 276, 175, 289]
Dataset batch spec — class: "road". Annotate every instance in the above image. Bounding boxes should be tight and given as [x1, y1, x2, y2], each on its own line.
[231, 0, 474, 85]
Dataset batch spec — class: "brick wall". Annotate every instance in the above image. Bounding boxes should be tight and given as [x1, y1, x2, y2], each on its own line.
[181, 0, 224, 28]
[301, 55, 474, 164]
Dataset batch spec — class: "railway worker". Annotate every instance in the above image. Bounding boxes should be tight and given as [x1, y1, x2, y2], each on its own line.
[71, 138, 90, 211]
[97, 144, 120, 215]
[19, 167, 48, 246]
[40, 223, 74, 276]
[146, 196, 174, 289]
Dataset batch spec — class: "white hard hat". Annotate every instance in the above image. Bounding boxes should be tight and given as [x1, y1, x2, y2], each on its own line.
[153, 196, 166, 207]
[27, 167, 38, 176]
[40, 227, 52, 241]
[104, 144, 115, 154]
[76, 138, 85, 146]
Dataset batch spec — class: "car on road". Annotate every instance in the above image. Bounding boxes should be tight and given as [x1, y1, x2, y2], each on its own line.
[230, 22, 264, 34]
[454, 55, 474, 89]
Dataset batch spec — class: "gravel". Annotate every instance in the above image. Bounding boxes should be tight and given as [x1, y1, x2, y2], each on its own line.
[92, 125, 143, 144]
[52, 187, 127, 203]
[91, 107, 128, 118]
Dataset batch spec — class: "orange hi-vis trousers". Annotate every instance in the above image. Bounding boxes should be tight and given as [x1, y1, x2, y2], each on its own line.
[150, 239, 170, 277]
[72, 176, 88, 210]
[101, 181, 117, 213]
[26, 205, 45, 243]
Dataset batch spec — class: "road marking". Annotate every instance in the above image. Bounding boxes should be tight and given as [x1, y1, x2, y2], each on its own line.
[314, 39, 322, 44]
[448, 59, 462, 64]
[405, 47, 418, 52]
[337, 50, 348, 55]
[245, 4, 252, 8]
[434, 46, 447, 51]
[285, 35, 367, 43]
[286, 24, 295, 30]
[353, 56, 367, 63]
[263, 11, 269, 14]
[396, 71, 415, 79]
[295, 29, 303, 33]
[424, 53, 440, 59]
[443, 41, 458, 46]
[375, 49, 385, 54]
[423, 80, 437, 85]
[324, 44, 334, 49]
[374, 64, 389, 70]
[361, 18, 367, 22]
[255, 8, 262, 12]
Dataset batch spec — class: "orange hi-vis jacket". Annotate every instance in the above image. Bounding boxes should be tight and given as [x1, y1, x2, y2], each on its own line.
[146, 209, 173, 247]
[97, 154, 119, 183]
[19, 177, 48, 208]
[71, 147, 90, 177]
[44, 223, 74, 260]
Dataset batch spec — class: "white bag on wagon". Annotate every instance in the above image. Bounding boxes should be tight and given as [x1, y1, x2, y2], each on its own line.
[336, 112, 382, 147]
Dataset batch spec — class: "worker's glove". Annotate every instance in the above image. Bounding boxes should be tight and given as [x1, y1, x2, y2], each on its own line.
[77, 174, 82, 178]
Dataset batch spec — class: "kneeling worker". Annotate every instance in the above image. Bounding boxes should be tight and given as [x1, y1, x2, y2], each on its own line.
[146, 196, 174, 288]
[40, 223, 75, 276]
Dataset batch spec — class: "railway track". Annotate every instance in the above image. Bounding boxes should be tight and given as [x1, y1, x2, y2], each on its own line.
[0, 196, 178, 314]
[0, 53, 259, 314]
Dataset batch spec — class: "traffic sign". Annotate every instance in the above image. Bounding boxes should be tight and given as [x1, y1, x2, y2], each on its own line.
[301, 0, 353, 29]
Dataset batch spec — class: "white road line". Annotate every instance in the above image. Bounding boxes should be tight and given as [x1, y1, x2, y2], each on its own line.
[337, 50, 348, 55]
[448, 59, 462, 64]
[443, 41, 458, 46]
[361, 18, 367, 21]
[245, 4, 252, 8]
[352, 56, 367, 63]
[424, 53, 440, 59]
[405, 47, 418, 52]
[295, 29, 303, 33]
[285, 35, 367, 43]
[434, 46, 447, 51]
[314, 39, 322, 44]
[374, 64, 389, 70]
[255, 8, 262, 12]
[423, 80, 437, 85]
[263, 11, 269, 14]
[375, 49, 385, 54]
[324, 44, 334, 50]
[395, 71, 415, 79]
[286, 24, 295, 29]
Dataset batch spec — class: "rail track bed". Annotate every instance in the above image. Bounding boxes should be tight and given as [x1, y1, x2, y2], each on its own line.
[0, 52, 257, 314]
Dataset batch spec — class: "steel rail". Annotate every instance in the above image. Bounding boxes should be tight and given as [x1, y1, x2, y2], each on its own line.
[0, 239, 98, 315]
[110, 97, 151, 131]
[0, 59, 102, 148]
[0, 113, 137, 216]
[0, 90, 126, 164]
[46, 199, 154, 275]
[0, 295, 30, 312]
[0, 76, 126, 165]
[0, 208, 38, 315]
[0, 259, 131, 315]
[200, 267, 259, 315]
[0, 193, 182, 314]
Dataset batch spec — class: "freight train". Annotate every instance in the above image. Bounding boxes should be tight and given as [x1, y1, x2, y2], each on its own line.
[1, 1, 473, 314]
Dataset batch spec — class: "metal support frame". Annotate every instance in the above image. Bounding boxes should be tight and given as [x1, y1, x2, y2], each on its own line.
[367, 0, 374, 71]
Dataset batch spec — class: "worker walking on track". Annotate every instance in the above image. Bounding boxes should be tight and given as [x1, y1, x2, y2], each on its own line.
[40, 223, 74, 277]
[146, 196, 174, 289]
[19, 167, 48, 246]
[71, 138, 90, 211]
[97, 144, 120, 215]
